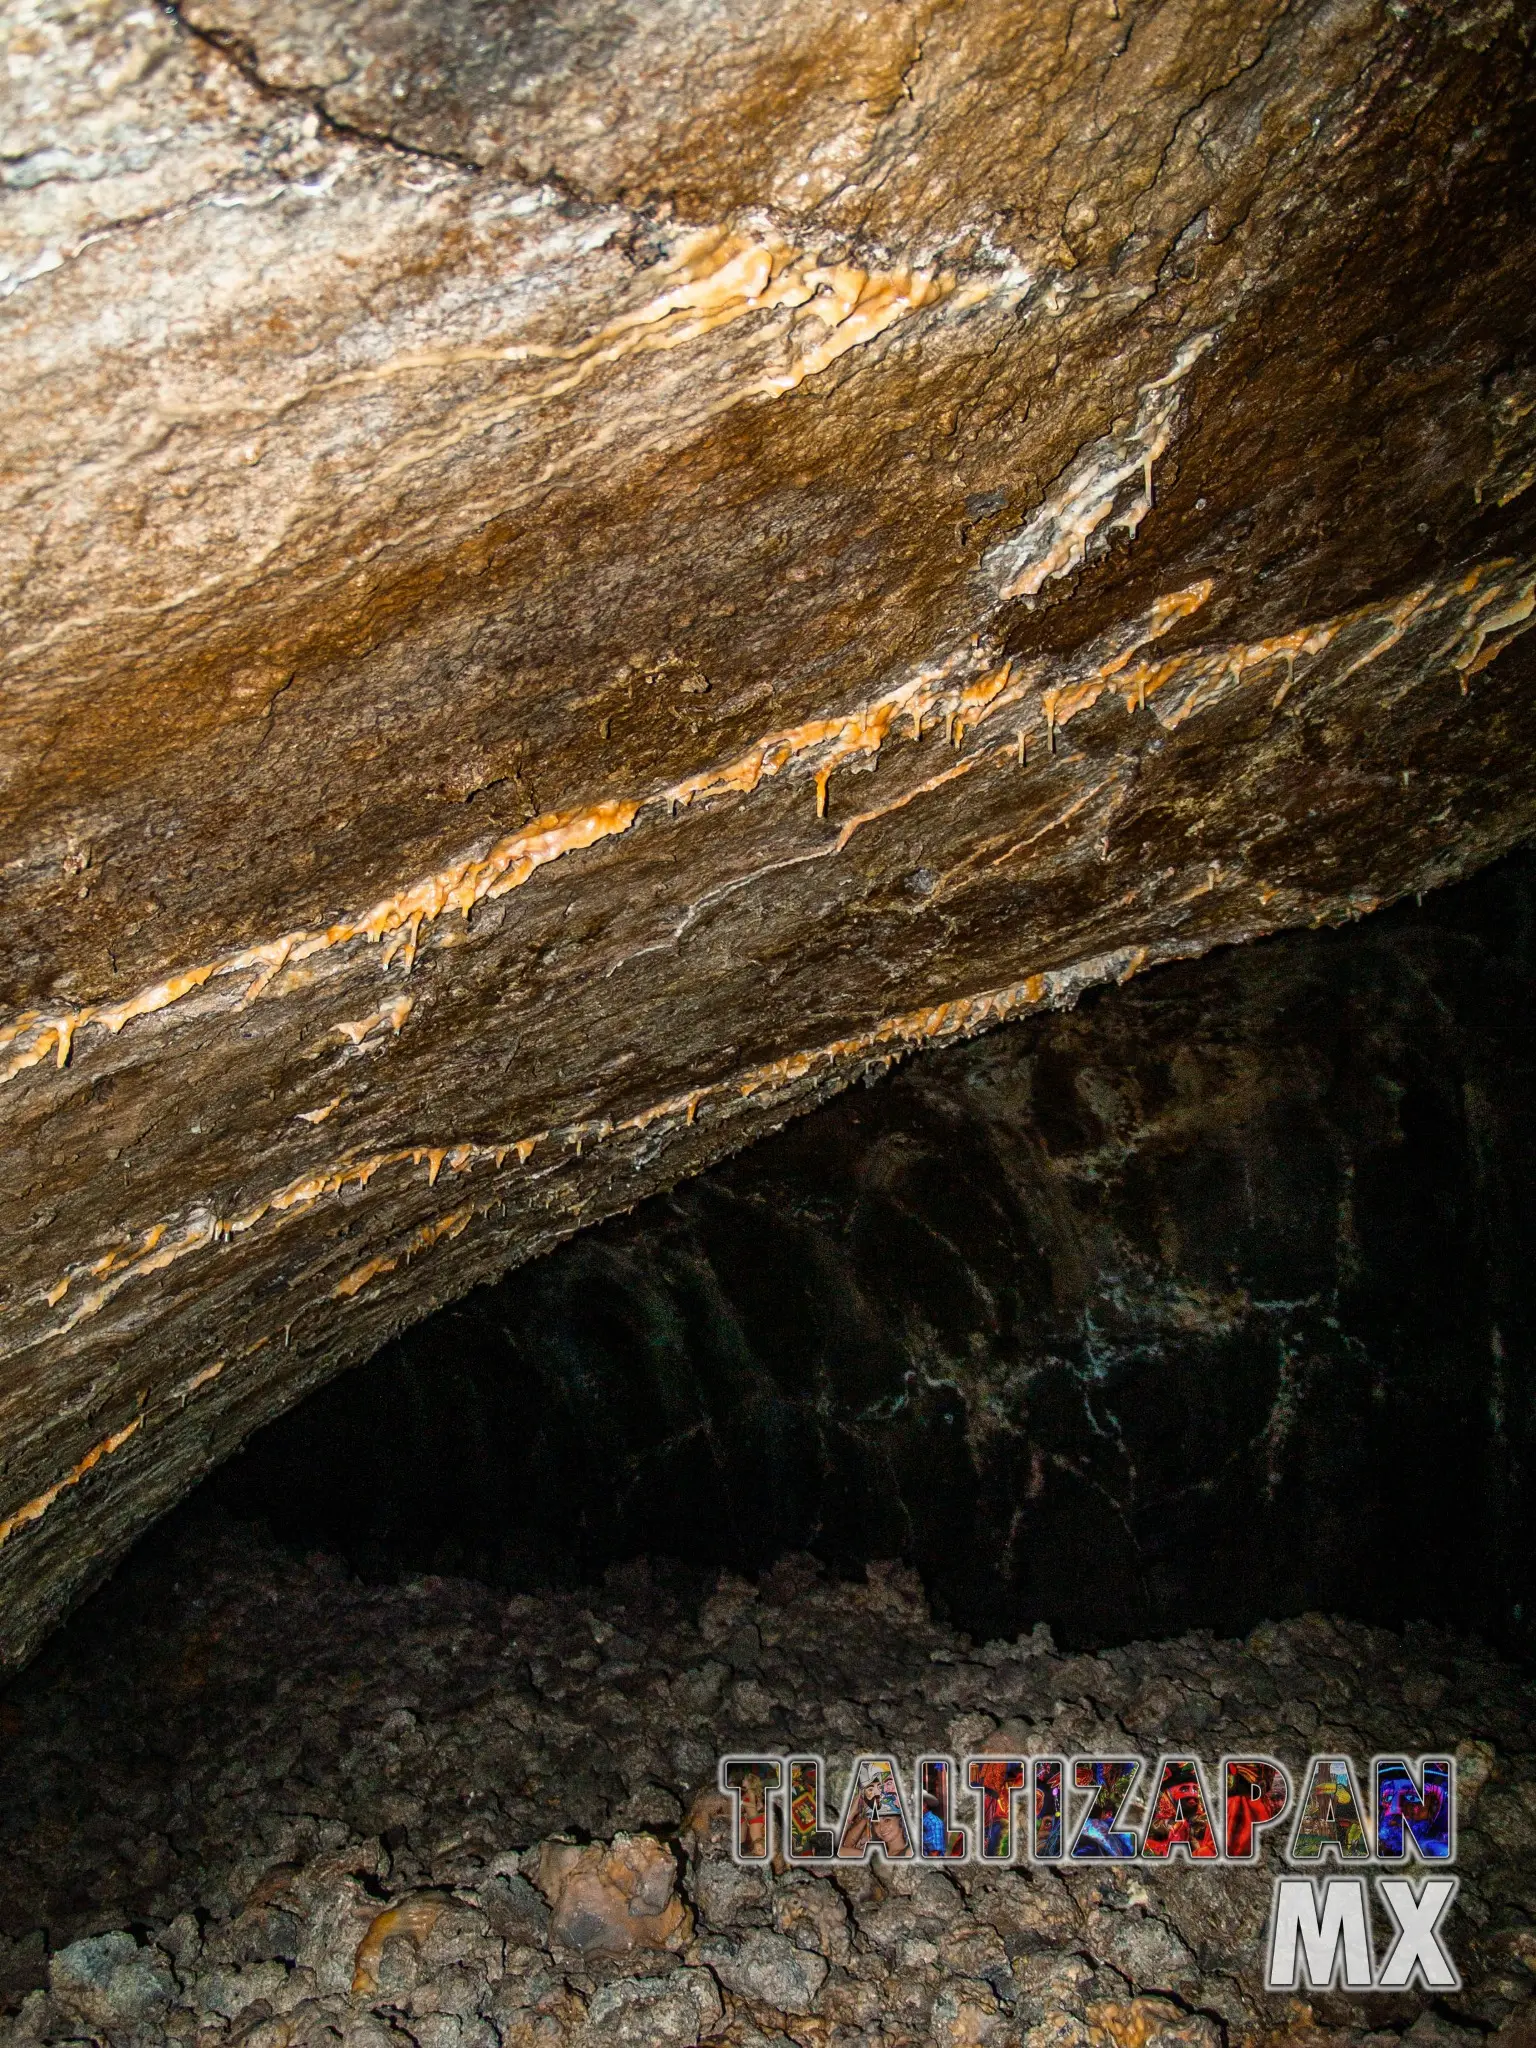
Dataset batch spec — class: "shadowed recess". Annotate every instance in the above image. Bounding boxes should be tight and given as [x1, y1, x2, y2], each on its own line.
[206, 849, 1536, 1659]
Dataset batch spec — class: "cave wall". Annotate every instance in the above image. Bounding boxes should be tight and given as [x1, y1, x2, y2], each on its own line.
[219, 851, 1536, 1658]
[2, 0, 1536, 1666]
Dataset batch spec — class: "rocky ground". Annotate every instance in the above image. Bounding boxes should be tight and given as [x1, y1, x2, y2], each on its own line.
[0, 1511, 1533, 2047]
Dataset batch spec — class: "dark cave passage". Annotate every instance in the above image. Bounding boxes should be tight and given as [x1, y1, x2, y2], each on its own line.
[201, 849, 1536, 1661]
[3, 855, 1535, 2032]
[11, 0, 1536, 2030]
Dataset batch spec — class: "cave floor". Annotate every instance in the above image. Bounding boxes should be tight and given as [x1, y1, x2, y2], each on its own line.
[0, 1512, 1532, 2048]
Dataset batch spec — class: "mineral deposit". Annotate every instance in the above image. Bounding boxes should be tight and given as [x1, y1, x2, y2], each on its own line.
[2, 0, 1535, 1663]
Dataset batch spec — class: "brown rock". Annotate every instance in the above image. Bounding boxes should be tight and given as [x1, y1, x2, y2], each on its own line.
[1086, 1997, 1223, 2048]
[678, 1788, 733, 1859]
[0, 0, 1533, 1670]
[351, 1892, 454, 1997]
[536, 1836, 690, 1954]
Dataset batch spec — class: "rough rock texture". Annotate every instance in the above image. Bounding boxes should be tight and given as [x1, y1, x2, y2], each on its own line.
[1, 1533, 1535, 2042]
[212, 850, 1536, 1661]
[3, 0, 1536, 1665]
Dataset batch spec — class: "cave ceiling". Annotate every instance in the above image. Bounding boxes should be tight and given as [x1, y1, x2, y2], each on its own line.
[1, 0, 1534, 1668]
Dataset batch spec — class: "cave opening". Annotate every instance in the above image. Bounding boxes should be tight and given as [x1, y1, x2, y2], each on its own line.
[200, 845, 1536, 1659]
[1, 852, 1533, 2038]
[12, 0, 1536, 2029]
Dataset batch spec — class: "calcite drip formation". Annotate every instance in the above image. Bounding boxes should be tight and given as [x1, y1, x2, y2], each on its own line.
[0, 0, 1534, 1678]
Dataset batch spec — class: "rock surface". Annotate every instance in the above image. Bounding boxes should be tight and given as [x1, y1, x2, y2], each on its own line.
[214, 850, 1536, 1661]
[0, 1532, 1534, 2043]
[2, 0, 1536, 1665]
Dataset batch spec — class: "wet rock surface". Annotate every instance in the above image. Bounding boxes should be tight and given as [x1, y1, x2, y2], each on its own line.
[213, 851, 1536, 1660]
[0, 1529, 1533, 2045]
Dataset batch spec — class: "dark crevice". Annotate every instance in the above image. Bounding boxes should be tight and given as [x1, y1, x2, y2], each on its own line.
[197, 845, 1536, 1664]
[2, 852, 1534, 2034]
[155, 0, 489, 175]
